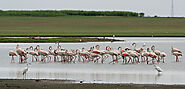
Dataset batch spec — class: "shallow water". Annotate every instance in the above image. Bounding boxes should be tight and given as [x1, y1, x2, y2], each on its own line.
[0, 37, 185, 85]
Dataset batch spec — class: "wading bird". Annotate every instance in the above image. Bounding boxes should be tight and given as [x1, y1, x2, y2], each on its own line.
[154, 64, 163, 73]
[16, 44, 28, 63]
[36, 45, 50, 62]
[26, 46, 39, 62]
[23, 63, 30, 79]
[9, 51, 17, 63]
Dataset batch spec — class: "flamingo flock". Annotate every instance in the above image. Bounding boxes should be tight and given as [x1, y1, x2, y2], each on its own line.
[9, 43, 182, 64]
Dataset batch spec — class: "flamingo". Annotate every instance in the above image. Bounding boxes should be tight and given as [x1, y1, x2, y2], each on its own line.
[64, 50, 77, 63]
[90, 45, 108, 63]
[127, 50, 140, 64]
[88, 47, 101, 63]
[9, 51, 17, 63]
[171, 46, 182, 53]
[140, 48, 150, 63]
[121, 48, 130, 64]
[147, 48, 158, 64]
[36, 45, 50, 62]
[48, 46, 58, 62]
[26, 46, 39, 62]
[55, 43, 71, 62]
[160, 52, 167, 63]
[76, 48, 91, 63]
[132, 42, 142, 53]
[131, 43, 141, 62]
[151, 45, 161, 63]
[16, 44, 28, 63]
[139, 43, 148, 62]
[171, 46, 182, 62]
[106, 46, 121, 64]
[172, 52, 182, 62]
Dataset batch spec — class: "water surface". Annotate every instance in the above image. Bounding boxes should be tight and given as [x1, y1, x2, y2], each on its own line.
[1, 37, 185, 85]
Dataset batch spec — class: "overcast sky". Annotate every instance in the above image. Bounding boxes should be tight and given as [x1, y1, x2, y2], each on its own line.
[0, 0, 185, 17]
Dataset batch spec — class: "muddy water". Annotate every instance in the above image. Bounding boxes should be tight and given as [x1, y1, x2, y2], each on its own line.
[0, 37, 185, 84]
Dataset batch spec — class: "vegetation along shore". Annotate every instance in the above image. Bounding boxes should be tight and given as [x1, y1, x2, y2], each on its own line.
[0, 37, 119, 43]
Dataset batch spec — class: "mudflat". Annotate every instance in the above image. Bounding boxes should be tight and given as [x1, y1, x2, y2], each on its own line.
[0, 79, 184, 89]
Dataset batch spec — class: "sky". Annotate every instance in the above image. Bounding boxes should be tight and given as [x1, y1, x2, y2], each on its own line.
[0, 0, 185, 17]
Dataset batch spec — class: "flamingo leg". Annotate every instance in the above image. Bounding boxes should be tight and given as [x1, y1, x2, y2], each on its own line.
[146, 57, 149, 64]
[152, 58, 155, 64]
[162, 57, 165, 63]
[11, 56, 15, 63]
[176, 56, 179, 62]
[124, 56, 128, 64]
[137, 56, 140, 63]
[20, 56, 23, 63]
[109, 55, 115, 64]
[54, 56, 56, 62]
[132, 57, 135, 64]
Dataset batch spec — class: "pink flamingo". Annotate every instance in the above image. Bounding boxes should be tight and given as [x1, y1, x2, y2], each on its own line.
[36, 45, 50, 62]
[48, 46, 58, 62]
[9, 51, 17, 63]
[131, 43, 141, 62]
[172, 52, 182, 62]
[88, 47, 101, 63]
[121, 48, 130, 64]
[26, 46, 39, 62]
[90, 45, 108, 63]
[126, 50, 140, 64]
[106, 46, 121, 64]
[76, 48, 91, 63]
[151, 45, 161, 63]
[160, 52, 167, 63]
[64, 50, 77, 63]
[132, 42, 142, 53]
[16, 44, 28, 63]
[140, 48, 150, 63]
[147, 48, 158, 64]
[55, 43, 70, 62]
[171, 46, 182, 53]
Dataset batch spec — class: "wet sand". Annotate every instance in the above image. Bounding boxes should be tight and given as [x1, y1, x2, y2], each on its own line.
[0, 79, 185, 89]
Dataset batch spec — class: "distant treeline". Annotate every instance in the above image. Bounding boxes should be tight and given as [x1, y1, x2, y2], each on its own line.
[0, 10, 143, 17]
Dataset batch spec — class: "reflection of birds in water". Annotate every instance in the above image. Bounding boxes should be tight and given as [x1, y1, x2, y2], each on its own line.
[23, 63, 31, 79]
[154, 64, 163, 73]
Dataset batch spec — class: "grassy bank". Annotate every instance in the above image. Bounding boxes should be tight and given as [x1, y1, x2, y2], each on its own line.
[0, 79, 185, 89]
[0, 10, 139, 17]
[0, 37, 112, 43]
[0, 16, 185, 37]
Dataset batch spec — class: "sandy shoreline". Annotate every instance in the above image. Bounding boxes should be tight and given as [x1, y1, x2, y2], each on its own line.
[0, 79, 185, 89]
